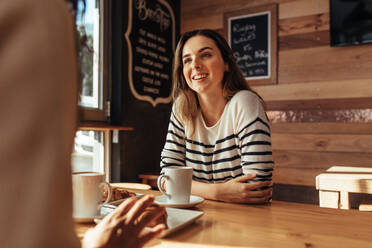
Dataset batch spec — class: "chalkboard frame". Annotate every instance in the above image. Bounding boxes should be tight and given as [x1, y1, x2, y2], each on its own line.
[224, 4, 278, 85]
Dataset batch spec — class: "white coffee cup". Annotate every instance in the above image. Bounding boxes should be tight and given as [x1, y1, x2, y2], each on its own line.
[72, 172, 112, 218]
[157, 166, 193, 204]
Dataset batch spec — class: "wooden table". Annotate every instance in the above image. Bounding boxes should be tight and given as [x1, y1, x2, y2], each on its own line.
[75, 190, 372, 247]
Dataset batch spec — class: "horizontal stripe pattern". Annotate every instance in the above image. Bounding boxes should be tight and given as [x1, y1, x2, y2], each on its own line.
[160, 91, 274, 184]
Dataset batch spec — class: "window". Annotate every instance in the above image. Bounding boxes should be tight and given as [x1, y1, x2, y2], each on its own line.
[72, 0, 112, 178]
[76, 0, 110, 121]
[77, 1, 100, 109]
[72, 130, 105, 173]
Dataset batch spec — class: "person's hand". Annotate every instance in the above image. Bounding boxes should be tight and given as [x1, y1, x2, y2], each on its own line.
[82, 195, 166, 248]
[215, 174, 272, 204]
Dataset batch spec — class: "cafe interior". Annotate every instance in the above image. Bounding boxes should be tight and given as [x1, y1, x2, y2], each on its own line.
[49, 0, 372, 247]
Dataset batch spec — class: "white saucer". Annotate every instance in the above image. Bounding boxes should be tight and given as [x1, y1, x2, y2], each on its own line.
[154, 195, 204, 208]
[74, 215, 105, 223]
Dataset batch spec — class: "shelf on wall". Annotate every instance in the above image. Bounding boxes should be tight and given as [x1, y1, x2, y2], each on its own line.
[78, 124, 134, 131]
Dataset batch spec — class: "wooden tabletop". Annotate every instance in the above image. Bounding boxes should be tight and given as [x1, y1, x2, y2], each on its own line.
[75, 190, 372, 247]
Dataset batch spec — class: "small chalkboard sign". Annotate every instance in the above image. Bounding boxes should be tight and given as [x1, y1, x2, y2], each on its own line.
[224, 4, 277, 85]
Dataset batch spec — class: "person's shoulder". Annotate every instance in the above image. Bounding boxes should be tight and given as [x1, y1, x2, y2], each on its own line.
[227, 90, 266, 120]
[1, 0, 74, 44]
[227, 91, 268, 129]
[230, 90, 261, 106]
[1, 0, 69, 19]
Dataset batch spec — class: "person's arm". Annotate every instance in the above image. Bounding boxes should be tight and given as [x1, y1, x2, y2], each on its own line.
[238, 97, 274, 181]
[192, 174, 271, 203]
[236, 93, 274, 203]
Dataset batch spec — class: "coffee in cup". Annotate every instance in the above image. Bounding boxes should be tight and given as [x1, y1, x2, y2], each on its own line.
[157, 166, 193, 204]
[72, 172, 112, 218]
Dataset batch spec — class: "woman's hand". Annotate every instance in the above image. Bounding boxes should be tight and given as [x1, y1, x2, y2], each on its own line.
[82, 195, 166, 248]
[215, 174, 272, 203]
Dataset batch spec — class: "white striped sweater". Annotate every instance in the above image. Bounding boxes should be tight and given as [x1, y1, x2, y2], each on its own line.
[160, 90, 274, 184]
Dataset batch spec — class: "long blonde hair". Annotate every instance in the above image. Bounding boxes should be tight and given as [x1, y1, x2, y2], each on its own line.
[172, 29, 259, 134]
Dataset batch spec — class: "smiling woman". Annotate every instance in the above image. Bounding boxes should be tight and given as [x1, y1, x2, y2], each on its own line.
[181, 35, 227, 102]
[160, 29, 274, 204]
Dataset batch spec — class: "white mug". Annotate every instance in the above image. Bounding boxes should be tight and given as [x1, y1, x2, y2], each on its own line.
[72, 172, 112, 218]
[157, 166, 193, 204]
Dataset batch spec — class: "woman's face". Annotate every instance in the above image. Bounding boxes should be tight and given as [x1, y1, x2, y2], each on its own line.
[182, 35, 228, 96]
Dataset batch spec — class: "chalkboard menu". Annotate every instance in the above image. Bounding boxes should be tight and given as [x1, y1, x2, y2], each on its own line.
[224, 4, 277, 85]
[125, 0, 176, 106]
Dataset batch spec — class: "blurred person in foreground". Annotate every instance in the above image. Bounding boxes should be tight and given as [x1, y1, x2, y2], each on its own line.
[0, 0, 165, 247]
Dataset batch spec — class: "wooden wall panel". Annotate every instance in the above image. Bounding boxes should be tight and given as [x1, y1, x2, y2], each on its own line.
[271, 123, 372, 134]
[272, 133, 372, 153]
[181, 14, 221, 31]
[182, 0, 295, 14]
[279, 30, 329, 50]
[181, 0, 326, 32]
[278, 0, 328, 19]
[270, 122, 372, 186]
[278, 45, 372, 84]
[273, 151, 372, 186]
[268, 109, 372, 124]
[278, 13, 329, 50]
[279, 13, 329, 36]
[252, 78, 372, 102]
[264, 97, 372, 110]
[182, 0, 302, 32]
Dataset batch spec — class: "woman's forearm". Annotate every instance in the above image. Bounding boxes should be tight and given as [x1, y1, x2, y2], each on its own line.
[191, 175, 272, 203]
[191, 180, 221, 201]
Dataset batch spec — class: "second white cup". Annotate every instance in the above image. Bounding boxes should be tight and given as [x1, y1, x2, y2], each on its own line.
[72, 172, 112, 218]
[157, 166, 193, 204]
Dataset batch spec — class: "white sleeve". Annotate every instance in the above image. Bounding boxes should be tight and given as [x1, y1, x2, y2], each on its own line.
[160, 107, 186, 171]
[235, 92, 274, 183]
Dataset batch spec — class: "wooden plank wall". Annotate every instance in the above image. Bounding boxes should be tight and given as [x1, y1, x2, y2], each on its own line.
[181, 0, 372, 192]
